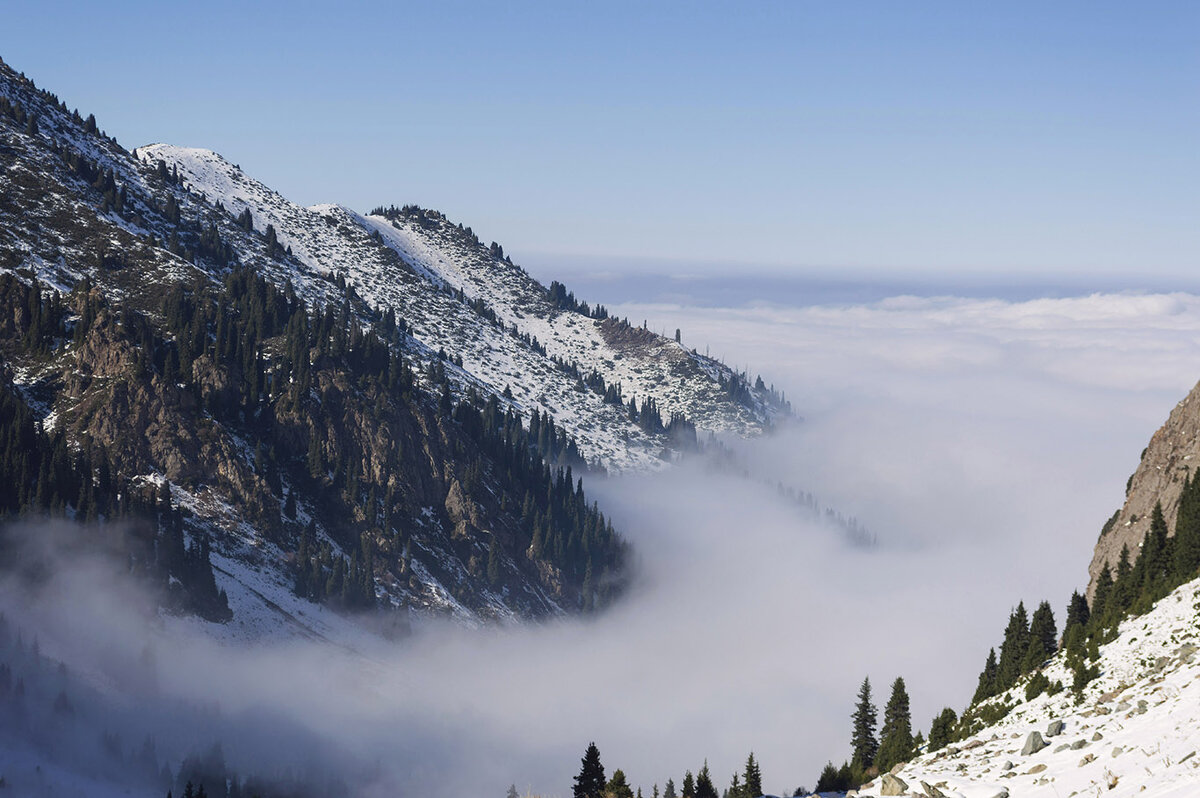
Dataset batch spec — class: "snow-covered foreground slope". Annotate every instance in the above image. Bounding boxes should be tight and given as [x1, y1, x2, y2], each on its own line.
[853, 578, 1200, 798]
[136, 144, 783, 472]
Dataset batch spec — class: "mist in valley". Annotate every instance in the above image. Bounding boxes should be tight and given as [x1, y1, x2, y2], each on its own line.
[5, 289, 1200, 797]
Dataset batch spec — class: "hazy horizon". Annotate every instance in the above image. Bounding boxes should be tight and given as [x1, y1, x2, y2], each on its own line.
[2, 2, 1195, 280]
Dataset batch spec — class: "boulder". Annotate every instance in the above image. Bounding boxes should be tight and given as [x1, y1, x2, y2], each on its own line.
[879, 773, 908, 796]
[1021, 731, 1048, 756]
[1026, 764, 1048, 775]
[920, 781, 946, 798]
[1045, 719, 1064, 737]
[1070, 739, 1089, 750]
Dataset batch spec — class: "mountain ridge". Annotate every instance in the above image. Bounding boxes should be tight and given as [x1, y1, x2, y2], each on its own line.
[0, 54, 790, 631]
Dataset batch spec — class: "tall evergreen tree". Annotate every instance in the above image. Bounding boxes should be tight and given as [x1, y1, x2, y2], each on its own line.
[1135, 502, 1172, 603]
[742, 752, 762, 798]
[1107, 542, 1136, 621]
[1063, 590, 1090, 636]
[681, 771, 695, 798]
[573, 743, 606, 798]
[1173, 470, 1200, 581]
[695, 763, 717, 798]
[1090, 564, 1113, 630]
[875, 677, 914, 772]
[1029, 600, 1057, 658]
[850, 676, 878, 772]
[972, 648, 998, 704]
[996, 602, 1030, 690]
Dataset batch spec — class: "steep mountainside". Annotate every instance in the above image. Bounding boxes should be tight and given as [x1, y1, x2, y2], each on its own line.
[833, 379, 1200, 798]
[1087, 380, 1200, 600]
[0, 55, 789, 630]
[859, 575, 1200, 798]
[134, 143, 788, 472]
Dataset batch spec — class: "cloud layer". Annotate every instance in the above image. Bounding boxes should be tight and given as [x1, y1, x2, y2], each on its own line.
[8, 290, 1200, 797]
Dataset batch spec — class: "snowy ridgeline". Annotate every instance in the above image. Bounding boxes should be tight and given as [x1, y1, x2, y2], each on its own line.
[134, 144, 782, 473]
[851, 576, 1200, 798]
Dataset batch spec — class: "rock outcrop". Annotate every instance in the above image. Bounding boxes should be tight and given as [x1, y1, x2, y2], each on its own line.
[1087, 379, 1200, 599]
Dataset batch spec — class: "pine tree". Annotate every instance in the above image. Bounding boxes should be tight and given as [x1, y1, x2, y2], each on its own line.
[574, 743, 606, 798]
[996, 602, 1030, 690]
[875, 677, 914, 772]
[972, 648, 998, 704]
[742, 752, 762, 798]
[1173, 471, 1200, 581]
[1028, 600, 1057, 658]
[1090, 564, 1113, 630]
[507, 786, 519, 798]
[1020, 634, 1047, 675]
[1063, 590, 1090, 636]
[681, 772, 695, 798]
[663, 779, 676, 798]
[850, 676, 878, 772]
[927, 707, 957, 752]
[1136, 501, 1172, 604]
[695, 763, 717, 798]
[607, 770, 634, 798]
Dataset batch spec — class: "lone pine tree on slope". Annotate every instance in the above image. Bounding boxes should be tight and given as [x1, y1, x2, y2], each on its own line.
[850, 676, 878, 772]
[875, 677, 914, 772]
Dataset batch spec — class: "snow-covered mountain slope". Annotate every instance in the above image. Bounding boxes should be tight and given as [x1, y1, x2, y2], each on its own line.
[853, 577, 1200, 798]
[137, 143, 786, 472]
[0, 58, 633, 627]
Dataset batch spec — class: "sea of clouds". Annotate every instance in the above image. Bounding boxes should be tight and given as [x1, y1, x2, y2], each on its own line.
[8, 289, 1200, 797]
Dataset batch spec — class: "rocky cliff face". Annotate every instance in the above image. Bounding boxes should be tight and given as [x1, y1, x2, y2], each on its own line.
[1087, 380, 1200, 599]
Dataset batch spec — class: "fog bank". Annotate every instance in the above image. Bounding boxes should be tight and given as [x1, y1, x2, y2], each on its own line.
[8, 291, 1200, 797]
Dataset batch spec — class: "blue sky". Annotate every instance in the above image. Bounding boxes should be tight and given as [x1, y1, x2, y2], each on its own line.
[3, 1, 1197, 281]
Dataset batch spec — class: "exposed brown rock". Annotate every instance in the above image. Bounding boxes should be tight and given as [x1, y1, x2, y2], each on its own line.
[1087, 380, 1200, 600]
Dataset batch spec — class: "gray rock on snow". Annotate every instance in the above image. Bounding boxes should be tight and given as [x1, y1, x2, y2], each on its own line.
[920, 781, 947, 798]
[1021, 731, 1048, 756]
[879, 773, 908, 796]
[1046, 719, 1064, 737]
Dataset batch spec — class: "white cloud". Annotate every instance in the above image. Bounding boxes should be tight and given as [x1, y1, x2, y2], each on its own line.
[8, 291, 1200, 797]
